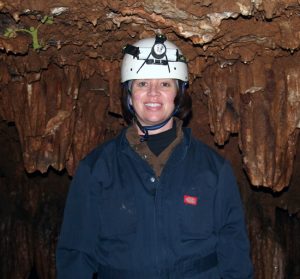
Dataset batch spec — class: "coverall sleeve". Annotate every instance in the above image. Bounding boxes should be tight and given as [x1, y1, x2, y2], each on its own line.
[215, 161, 253, 279]
[56, 161, 100, 279]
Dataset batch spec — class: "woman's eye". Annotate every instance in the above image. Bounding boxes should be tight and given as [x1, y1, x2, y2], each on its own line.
[137, 81, 147, 87]
[161, 82, 171, 87]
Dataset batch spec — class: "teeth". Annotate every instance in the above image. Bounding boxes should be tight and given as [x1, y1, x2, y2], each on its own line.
[145, 103, 161, 107]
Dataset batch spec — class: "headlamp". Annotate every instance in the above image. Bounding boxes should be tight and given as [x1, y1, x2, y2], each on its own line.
[151, 34, 167, 59]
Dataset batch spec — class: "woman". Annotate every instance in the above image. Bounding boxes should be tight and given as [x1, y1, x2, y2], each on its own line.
[56, 34, 253, 279]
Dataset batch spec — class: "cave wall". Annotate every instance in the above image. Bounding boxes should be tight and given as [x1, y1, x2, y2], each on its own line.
[0, 0, 300, 278]
[0, 0, 299, 190]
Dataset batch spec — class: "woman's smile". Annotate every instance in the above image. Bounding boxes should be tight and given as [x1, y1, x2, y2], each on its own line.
[144, 102, 162, 109]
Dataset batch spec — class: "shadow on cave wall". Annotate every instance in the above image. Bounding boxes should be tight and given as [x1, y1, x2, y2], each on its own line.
[0, 119, 70, 279]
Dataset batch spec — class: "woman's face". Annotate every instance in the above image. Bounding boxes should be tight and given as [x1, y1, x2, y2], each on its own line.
[131, 79, 177, 132]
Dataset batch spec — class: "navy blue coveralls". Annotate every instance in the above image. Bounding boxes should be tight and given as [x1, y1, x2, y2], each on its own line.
[56, 127, 253, 279]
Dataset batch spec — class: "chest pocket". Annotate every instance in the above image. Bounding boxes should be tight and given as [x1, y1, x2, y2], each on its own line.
[99, 185, 137, 238]
[179, 172, 217, 239]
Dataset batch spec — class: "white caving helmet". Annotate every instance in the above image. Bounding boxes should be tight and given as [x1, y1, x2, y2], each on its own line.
[121, 34, 188, 83]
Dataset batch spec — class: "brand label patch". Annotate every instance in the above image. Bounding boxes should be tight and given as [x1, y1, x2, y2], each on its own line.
[184, 195, 198, 206]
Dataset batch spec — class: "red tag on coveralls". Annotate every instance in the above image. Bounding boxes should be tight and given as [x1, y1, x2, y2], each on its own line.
[184, 195, 198, 206]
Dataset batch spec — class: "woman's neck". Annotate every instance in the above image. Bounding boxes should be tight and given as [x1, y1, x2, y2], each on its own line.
[135, 118, 174, 136]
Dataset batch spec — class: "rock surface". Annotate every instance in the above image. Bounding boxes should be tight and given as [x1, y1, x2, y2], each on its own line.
[1, 0, 300, 190]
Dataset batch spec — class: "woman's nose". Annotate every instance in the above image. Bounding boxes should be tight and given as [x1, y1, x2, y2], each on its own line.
[147, 81, 160, 96]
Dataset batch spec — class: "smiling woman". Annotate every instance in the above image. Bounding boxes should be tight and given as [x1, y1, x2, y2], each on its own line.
[56, 34, 253, 279]
[120, 34, 190, 141]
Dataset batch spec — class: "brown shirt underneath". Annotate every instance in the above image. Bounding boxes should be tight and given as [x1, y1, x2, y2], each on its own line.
[125, 119, 184, 178]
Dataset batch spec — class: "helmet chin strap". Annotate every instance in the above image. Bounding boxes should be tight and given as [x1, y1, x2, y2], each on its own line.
[134, 106, 179, 142]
